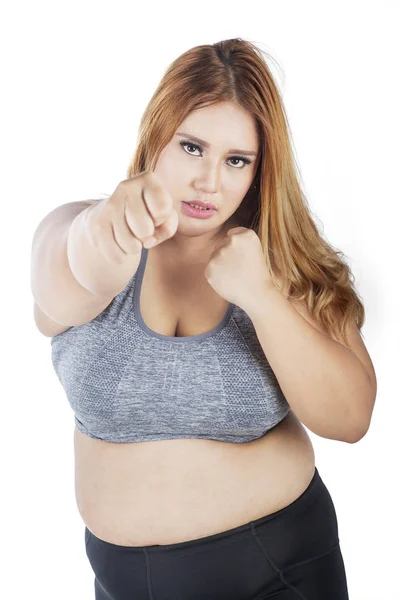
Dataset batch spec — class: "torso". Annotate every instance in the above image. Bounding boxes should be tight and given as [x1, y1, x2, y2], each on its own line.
[74, 242, 316, 547]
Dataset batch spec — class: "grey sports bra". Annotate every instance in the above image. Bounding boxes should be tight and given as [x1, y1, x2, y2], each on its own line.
[50, 246, 291, 443]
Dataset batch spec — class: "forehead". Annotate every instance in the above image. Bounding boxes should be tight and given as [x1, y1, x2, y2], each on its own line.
[177, 102, 259, 151]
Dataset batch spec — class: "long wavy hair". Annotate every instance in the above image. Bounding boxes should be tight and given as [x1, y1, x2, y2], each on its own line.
[118, 38, 365, 347]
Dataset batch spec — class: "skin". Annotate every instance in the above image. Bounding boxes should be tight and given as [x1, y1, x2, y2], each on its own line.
[153, 100, 261, 266]
[73, 101, 317, 547]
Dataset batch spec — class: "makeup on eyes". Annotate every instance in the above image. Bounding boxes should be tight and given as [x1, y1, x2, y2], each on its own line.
[179, 140, 253, 168]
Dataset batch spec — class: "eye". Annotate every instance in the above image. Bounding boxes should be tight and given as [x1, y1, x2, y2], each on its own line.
[180, 141, 201, 156]
[179, 141, 252, 168]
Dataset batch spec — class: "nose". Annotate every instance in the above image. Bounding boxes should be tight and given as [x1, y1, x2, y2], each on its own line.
[193, 160, 221, 194]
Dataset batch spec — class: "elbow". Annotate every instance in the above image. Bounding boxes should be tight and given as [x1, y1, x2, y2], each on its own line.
[345, 431, 367, 444]
[345, 417, 372, 444]
[346, 391, 376, 444]
[346, 428, 370, 444]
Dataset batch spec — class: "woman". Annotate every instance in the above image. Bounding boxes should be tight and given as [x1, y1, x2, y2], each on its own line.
[34, 38, 377, 599]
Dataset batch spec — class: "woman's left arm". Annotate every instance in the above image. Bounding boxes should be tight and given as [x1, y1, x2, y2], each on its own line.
[246, 285, 377, 444]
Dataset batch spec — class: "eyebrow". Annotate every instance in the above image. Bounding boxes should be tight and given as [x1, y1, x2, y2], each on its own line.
[176, 132, 258, 157]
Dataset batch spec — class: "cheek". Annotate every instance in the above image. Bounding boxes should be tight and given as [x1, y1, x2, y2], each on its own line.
[226, 181, 251, 205]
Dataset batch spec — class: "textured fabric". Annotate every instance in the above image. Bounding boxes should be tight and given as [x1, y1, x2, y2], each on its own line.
[51, 246, 290, 443]
[84, 467, 349, 599]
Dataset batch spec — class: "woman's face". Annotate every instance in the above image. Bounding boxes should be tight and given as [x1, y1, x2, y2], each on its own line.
[153, 100, 260, 255]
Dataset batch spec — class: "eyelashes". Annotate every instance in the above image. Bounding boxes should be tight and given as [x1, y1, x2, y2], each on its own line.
[179, 141, 252, 168]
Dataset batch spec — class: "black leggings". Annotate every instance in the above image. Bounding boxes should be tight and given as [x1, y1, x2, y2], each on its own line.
[84, 466, 349, 599]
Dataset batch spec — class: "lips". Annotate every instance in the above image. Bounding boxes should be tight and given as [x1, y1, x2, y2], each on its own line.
[186, 200, 217, 210]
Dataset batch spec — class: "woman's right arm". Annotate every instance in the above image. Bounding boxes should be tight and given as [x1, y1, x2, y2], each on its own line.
[30, 200, 142, 331]
[30, 173, 179, 334]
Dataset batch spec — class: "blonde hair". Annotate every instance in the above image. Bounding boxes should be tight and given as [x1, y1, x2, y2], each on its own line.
[124, 37, 365, 347]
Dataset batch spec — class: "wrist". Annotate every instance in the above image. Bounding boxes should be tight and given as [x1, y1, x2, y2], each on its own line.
[243, 279, 280, 318]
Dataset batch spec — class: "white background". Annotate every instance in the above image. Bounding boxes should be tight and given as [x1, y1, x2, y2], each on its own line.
[2, 1, 399, 598]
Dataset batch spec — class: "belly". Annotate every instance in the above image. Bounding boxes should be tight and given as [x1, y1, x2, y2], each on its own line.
[74, 410, 315, 546]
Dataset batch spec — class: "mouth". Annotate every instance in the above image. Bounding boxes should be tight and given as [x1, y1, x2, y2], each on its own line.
[182, 201, 217, 219]
[185, 200, 217, 210]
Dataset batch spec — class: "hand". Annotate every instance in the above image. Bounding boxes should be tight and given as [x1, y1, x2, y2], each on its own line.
[204, 226, 274, 312]
[85, 171, 179, 265]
